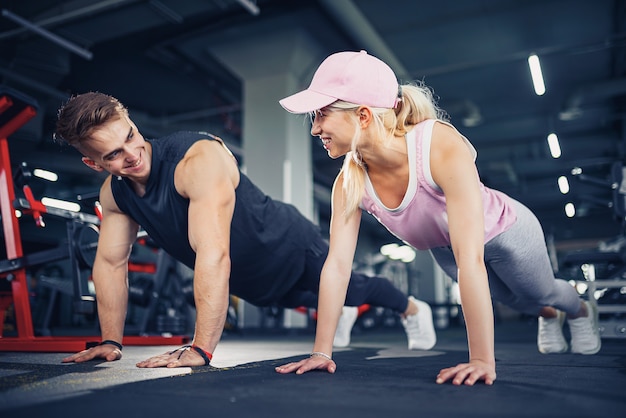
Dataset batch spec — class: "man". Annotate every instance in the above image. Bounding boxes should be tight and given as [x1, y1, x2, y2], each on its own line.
[55, 92, 436, 368]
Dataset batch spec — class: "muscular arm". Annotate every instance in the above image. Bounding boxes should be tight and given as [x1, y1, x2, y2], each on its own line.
[430, 122, 496, 385]
[135, 140, 239, 368]
[276, 173, 362, 375]
[63, 177, 139, 363]
[179, 140, 237, 358]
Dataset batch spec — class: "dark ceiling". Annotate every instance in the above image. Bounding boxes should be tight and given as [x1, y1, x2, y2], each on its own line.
[1, 0, 625, 258]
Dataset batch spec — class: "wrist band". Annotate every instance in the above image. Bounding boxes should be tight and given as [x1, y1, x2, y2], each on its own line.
[167, 345, 212, 366]
[310, 351, 332, 361]
[99, 340, 123, 351]
[190, 344, 212, 365]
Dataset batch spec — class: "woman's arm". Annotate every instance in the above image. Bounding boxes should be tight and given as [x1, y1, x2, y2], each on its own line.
[314, 174, 363, 356]
[275, 173, 362, 374]
[430, 122, 496, 386]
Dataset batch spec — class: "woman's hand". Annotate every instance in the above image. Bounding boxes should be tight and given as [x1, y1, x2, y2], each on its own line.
[275, 355, 336, 375]
[436, 360, 496, 386]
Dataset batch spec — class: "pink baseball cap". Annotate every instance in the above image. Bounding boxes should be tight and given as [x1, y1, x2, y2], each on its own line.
[279, 50, 400, 114]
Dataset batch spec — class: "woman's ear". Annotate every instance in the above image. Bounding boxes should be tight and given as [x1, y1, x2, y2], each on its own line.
[82, 157, 104, 172]
[357, 106, 373, 128]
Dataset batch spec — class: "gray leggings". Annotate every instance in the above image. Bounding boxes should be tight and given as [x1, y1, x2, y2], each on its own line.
[430, 199, 582, 316]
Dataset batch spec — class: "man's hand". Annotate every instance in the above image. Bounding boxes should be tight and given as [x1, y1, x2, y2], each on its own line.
[62, 344, 122, 363]
[275, 355, 336, 375]
[136, 346, 208, 368]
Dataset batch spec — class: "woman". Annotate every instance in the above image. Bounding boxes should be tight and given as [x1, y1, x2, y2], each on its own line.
[274, 50, 601, 385]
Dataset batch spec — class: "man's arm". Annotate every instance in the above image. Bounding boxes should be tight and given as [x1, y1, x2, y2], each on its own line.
[184, 140, 237, 359]
[62, 177, 139, 363]
[136, 139, 238, 368]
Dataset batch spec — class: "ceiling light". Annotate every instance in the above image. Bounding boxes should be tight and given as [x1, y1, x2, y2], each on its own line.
[41, 197, 80, 212]
[547, 133, 561, 158]
[33, 168, 58, 182]
[528, 54, 546, 96]
[565, 202, 576, 218]
[380, 243, 416, 263]
[380, 243, 398, 256]
[399, 247, 416, 263]
[558, 176, 569, 194]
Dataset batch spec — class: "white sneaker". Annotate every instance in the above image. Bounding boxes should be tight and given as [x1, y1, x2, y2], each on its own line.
[401, 296, 436, 350]
[333, 306, 359, 348]
[537, 310, 568, 354]
[568, 301, 601, 355]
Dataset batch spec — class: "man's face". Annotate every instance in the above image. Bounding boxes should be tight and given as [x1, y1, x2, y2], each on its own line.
[80, 116, 151, 181]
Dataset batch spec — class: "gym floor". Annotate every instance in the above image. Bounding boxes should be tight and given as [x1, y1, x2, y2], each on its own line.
[1, 319, 625, 418]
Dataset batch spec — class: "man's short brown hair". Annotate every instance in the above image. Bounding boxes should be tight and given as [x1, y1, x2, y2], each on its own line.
[55, 92, 127, 148]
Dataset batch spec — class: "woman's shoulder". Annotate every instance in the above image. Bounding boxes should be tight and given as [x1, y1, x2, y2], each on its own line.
[430, 120, 477, 161]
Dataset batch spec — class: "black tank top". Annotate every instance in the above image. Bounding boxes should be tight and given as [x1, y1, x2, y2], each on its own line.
[110, 131, 319, 305]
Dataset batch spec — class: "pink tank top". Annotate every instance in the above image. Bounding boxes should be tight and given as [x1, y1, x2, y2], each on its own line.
[360, 119, 517, 250]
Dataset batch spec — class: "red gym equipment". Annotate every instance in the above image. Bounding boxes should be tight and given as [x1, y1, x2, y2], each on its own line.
[0, 86, 188, 351]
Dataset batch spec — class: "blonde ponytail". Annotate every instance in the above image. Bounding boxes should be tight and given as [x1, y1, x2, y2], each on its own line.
[339, 150, 367, 220]
[395, 83, 448, 133]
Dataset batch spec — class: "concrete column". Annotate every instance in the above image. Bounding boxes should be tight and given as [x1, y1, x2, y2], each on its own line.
[209, 28, 324, 329]
[208, 29, 323, 221]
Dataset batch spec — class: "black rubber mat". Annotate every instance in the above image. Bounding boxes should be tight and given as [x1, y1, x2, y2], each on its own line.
[2, 323, 625, 418]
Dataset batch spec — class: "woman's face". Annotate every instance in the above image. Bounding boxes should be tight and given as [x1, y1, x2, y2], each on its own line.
[310, 107, 356, 159]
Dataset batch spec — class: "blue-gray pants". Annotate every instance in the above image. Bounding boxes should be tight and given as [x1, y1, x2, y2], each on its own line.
[430, 199, 582, 316]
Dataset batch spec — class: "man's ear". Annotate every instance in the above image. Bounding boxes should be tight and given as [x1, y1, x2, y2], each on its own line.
[82, 157, 104, 172]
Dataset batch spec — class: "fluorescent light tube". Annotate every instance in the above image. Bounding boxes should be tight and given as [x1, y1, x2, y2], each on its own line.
[528, 54, 546, 96]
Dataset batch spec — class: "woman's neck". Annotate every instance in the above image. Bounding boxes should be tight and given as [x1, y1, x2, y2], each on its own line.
[360, 133, 407, 174]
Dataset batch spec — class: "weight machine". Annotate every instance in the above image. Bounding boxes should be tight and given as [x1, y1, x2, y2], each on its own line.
[0, 86, 188, 351]
[561, 161, 626, 338]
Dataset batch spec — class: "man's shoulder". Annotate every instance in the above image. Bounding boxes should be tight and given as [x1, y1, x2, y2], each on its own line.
[99, 174, 126, 215]
[156, 131, 215, 142]
[150, 132, 205, 161]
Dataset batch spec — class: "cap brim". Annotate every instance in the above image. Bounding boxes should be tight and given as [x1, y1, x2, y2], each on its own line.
[279, 89, 337, 114]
